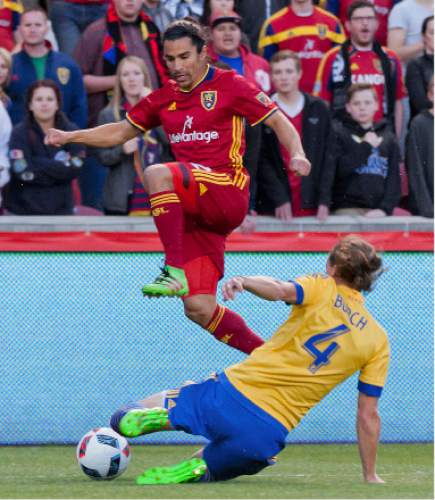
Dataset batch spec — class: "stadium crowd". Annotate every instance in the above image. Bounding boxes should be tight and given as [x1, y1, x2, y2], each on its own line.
[0, 0, 433, 221]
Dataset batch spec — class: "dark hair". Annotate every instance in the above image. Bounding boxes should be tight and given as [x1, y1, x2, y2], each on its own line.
[347, 0, 376, 20]
[328, 235, 384, 292]
[200, 0, 240, 26]
[163, 20, 207, 53]
[422, 15, 434, 34]
[346, 83, 378, 102]
[25, 79, 63, 123]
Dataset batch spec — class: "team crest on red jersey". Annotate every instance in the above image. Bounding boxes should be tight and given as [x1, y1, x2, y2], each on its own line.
[255, 92, 272, 106]
[316, 24, 328, 39]
[201, 91, 217, 111]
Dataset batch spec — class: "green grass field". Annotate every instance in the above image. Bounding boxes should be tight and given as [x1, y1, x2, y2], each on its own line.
[0, 443, 432, 499]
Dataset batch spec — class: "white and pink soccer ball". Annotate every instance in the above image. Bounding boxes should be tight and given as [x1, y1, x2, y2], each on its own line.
[76, 427, 131, 480]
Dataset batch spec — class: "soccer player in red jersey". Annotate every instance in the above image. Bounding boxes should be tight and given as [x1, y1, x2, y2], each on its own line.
[45, 20, 310, 356]
[258, 0, 346, 93]
[314, 0, 406, 135]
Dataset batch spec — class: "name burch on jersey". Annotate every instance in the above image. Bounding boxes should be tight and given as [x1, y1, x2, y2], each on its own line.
[334, 294, 368, 330]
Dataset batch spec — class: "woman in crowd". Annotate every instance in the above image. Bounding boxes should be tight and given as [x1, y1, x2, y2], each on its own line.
[97, 56, 170, 216]
[4, 79, 84, 215]
[0, 47, 12, 214]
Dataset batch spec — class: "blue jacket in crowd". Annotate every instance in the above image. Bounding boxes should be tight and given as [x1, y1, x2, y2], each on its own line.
[8, 49, 88, 128]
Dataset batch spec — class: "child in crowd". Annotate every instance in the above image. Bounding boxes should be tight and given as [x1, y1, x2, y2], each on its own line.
[317, 83, 402, 219]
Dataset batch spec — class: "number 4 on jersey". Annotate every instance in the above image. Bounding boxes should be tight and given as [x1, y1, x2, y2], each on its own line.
[303, 324, 351, 373]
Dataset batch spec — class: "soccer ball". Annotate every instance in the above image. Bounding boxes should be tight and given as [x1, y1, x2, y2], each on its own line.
[76, 427, 131, 480]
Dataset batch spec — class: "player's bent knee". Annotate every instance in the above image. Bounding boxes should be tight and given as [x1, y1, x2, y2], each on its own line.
[184, 300, 216, 327]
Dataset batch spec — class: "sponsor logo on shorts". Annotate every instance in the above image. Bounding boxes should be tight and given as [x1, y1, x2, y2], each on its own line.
[169, 115, 219, 144]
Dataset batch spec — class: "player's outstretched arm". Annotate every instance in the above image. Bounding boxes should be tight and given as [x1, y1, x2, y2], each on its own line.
[356, 393, 385, 484]
[264, 110, 311, 177]
[222, 276, 298, 303]
[44, 120, 139, 148]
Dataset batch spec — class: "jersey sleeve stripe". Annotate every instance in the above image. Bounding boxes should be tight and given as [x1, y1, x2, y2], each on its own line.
[289, 280, 304, 305]
[251, 107, 278, 127]
[126, 114, 147, 132]
[358, 380, 383, 397]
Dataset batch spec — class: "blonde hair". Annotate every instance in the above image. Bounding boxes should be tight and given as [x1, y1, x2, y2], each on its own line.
[111, 56, 151, 121]
[0, 47, 12, 86]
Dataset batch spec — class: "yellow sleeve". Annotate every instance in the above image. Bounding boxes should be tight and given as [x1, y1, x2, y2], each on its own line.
[293, 274, 332, 306]
[358, 333, 390, 397]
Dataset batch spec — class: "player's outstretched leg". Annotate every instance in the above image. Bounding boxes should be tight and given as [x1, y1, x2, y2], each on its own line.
[111, 405, 170, 438]
[136, 457, 208, 485]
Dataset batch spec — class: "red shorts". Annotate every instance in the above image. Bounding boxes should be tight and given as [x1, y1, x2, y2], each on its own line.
[167, 162, 249, 292]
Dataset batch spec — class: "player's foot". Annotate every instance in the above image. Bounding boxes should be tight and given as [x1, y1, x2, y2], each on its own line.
[141, 265, 189, 297]
[118, 408, 169, 437]
[136, 458, 207, 485]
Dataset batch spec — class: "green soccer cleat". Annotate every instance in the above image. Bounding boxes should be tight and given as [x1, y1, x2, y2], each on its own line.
[119, 408, 169, 438]
[136, 458, 207, 485]
[141, 265, 189, 297]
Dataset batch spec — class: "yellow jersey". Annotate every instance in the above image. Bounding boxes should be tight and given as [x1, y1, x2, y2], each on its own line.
[225, 273, 390, 431]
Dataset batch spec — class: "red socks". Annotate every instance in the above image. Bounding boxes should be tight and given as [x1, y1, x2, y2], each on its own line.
[206, 305, 264, 354]
[150, 191, 184, 268]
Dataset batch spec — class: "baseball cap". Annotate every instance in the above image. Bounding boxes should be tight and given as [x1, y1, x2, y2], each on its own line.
[209, 10, 242, 29]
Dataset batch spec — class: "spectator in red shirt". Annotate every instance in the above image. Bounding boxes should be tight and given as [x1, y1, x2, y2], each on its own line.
[258, 0, 346, 93]
[314, 0, 406, 136]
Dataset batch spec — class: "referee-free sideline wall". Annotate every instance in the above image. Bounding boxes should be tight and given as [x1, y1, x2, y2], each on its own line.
[0, 231, 433, 445]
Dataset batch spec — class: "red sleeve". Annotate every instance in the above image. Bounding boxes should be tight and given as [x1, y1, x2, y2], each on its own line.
[313, 49, 336, 101]
[126, 91, 162, 132]
[230, 74, 278, 126]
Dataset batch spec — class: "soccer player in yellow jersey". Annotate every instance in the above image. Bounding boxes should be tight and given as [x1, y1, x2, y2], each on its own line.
[110, 235, 390, 485]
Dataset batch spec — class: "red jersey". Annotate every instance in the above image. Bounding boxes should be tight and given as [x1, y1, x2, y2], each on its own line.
[314, 45, 406, 122]
[127, 65, 277, 179]
[278, 108, 316, 217]
[0, 1, 22, 52]
[258, 6, 346, 93]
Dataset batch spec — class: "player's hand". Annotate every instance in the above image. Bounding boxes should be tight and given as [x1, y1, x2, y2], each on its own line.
[316, 204, 329, 221]
[364, 473, 385, 484]
[45, 128, 71, 147]
[275, 202, 292, 221]
[289, 156, 311, 176]
[364, 208, 386, 218]
[222, 276, 245, 301]
[123, 138, 137, 154]
[239, 211, 257, 234]
[363, 132, 383, 149]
